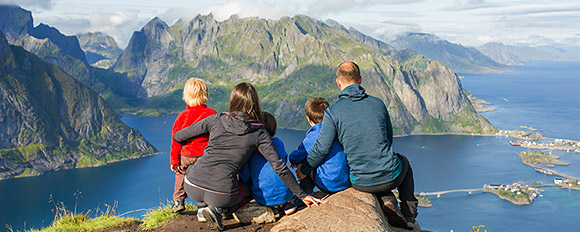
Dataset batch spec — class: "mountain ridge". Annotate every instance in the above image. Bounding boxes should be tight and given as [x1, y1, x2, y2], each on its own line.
[112, 14, 496, 135]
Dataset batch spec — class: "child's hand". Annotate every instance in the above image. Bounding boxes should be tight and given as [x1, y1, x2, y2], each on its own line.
[170, 164, 181, 173]
[302, 195, 327, 208]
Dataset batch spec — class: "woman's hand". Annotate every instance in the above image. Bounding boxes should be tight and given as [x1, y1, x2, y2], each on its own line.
[302, 195, 327, 208]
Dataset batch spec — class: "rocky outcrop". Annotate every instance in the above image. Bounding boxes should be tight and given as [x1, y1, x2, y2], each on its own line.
[0, 29, 156, 180]
[271, 188, 419, 232]
[113, 14, 496, 134]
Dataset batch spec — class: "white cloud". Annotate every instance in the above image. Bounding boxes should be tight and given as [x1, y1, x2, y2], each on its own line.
[86, 12, 150, 47]
[39, 12, 149, 48]
[441, 0, 499, 11]
[197, 0, 301, 21]
[307, 0, 356, 16]
[0, 0, 53, 10]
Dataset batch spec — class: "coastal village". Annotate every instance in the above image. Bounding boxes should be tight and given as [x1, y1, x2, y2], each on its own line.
[498, 127, 580, 198]
[417, 126, 580, 207]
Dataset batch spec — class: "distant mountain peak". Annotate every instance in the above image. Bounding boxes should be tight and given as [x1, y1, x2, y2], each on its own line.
[392, 32, 511, 73]
[0, 5, 34, 42]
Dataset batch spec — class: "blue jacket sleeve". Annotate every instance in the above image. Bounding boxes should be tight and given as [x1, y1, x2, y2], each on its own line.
[257, 130, 308, 199]
[288, 142, 308, 165]
[300, 109, 337, 174]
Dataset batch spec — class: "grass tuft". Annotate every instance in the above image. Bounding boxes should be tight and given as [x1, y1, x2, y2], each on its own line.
[25, 197, 139, 232]
[139, 202, 197, 230]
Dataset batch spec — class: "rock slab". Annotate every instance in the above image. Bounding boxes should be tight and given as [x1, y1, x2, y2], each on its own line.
[271, 188, 397, 232]
[233, 201, 276, 225]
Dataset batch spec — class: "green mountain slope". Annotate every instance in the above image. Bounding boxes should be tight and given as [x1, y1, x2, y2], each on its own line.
[0, 29, 156, 180]
[113, 14, 496, 134]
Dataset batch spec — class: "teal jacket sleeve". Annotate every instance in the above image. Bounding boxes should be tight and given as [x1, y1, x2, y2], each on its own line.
[300, 109, 336, 174]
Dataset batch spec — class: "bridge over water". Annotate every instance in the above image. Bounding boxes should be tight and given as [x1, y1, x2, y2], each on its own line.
[419, 188, 483, 198]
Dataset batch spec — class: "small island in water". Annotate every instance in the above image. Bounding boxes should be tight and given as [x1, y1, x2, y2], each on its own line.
[483, 183, 542, 205]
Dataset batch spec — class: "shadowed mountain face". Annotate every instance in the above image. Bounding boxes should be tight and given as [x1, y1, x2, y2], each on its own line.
[0, 29, 156, 180]
[113, 14, 495, 134]
[391, 32, 513, 74]
[0, 5, 93, 83]
[0, 5, 145, 98]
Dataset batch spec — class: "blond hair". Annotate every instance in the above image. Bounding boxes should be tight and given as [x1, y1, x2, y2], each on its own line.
[182, 78, 209, 107]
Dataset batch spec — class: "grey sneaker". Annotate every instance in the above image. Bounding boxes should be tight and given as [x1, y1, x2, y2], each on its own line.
[172, 199, 185, 213]
[197, 207, 208, 222]
[201, 207, 224, 231]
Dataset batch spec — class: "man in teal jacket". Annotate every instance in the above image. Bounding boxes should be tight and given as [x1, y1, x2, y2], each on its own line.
[298, 62, 418, 229]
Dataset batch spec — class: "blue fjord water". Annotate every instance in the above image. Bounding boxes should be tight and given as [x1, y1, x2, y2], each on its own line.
[1, 61, 579, 231]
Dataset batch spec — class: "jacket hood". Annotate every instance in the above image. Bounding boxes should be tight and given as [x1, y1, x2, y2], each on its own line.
[338, 84, 368, 101]
[219, 112, 263, 135]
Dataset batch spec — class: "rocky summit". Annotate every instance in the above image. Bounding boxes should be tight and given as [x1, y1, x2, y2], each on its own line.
[0, 29, 156, 180]
[113, 14, 496, 134]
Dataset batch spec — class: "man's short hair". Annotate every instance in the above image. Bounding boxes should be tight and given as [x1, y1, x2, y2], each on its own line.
[182, 78, 209, 107]
[305, 97, 329, 124]
[336, 62, 361, 83]
[262, 111, 277, 136]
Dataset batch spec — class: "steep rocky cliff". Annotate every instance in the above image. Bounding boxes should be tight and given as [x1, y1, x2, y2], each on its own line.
[0, 29, 156, 180]
[113, 14, 495, 134]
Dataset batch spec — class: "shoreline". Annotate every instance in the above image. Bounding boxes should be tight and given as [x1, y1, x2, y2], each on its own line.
[0, 152, 159, 181]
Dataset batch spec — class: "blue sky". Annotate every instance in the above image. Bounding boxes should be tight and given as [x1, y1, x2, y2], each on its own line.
[2, 0, 579, 49]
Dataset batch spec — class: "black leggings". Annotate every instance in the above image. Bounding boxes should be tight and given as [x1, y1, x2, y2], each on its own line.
[184, 180, 252, 212]
[352, 153, 418, 219]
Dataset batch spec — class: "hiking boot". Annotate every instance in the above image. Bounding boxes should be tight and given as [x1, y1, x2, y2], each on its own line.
[201, 207, 224, 231]
[382, 201, 411, 229]
[196, 207, 207, 222]
[271, 206, 282, 219]
[172, 199, 185, 213]
[405, 217, 421, 230]
[282, 202, 297, 215]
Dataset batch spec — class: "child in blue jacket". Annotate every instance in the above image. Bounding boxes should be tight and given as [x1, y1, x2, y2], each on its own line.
[239, 112, 297, 216]
[289, 97, 350, 194]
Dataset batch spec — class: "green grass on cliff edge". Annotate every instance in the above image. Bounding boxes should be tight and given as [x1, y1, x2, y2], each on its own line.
[23, 202, 197, 232]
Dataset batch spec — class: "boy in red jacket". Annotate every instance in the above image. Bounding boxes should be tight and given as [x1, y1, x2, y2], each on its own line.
[170, 78, 216, 213]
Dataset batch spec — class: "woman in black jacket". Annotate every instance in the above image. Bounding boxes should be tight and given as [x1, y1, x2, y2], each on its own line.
[174, 82, 325, 230]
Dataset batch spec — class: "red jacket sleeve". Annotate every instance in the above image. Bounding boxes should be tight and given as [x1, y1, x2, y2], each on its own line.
[170, 112, 186, 165]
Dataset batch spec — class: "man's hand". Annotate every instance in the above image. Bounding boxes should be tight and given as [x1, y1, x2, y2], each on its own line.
[295, 163, 307, 180]
[302, 195, 327, 208]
